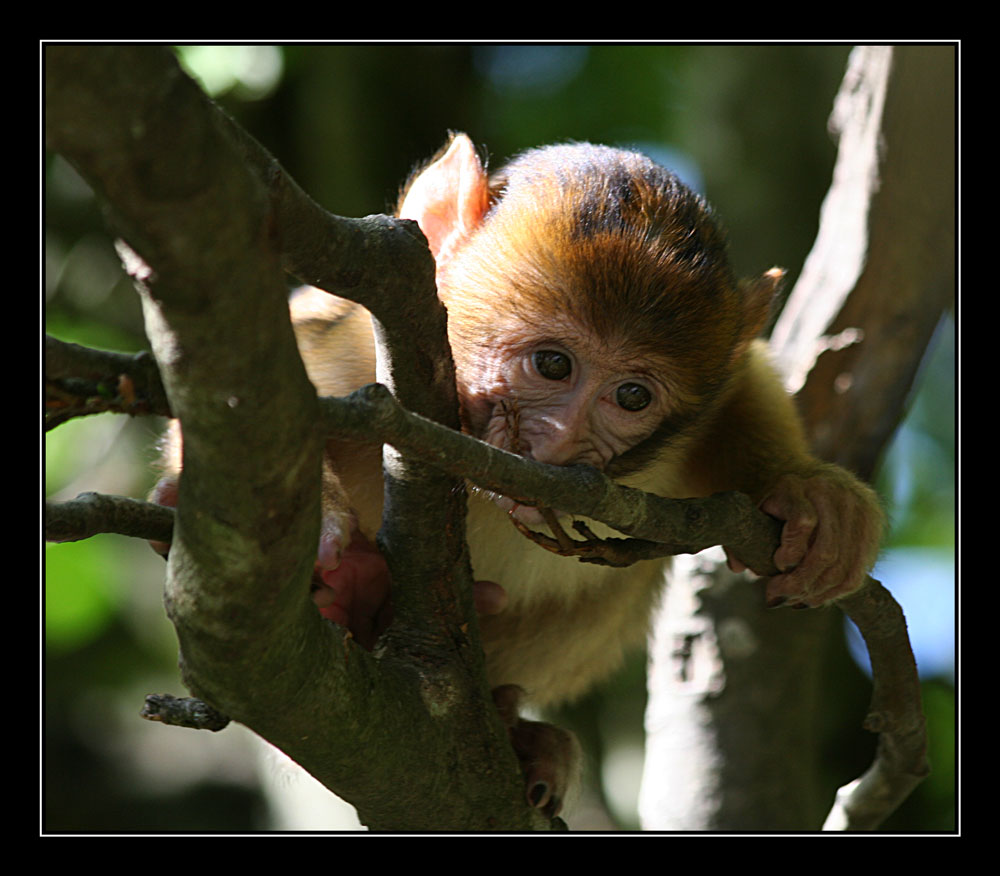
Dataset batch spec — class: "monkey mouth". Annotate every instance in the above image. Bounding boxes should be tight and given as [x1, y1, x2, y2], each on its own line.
[471, 401, 574, 527]
[488, 492, 567, 527]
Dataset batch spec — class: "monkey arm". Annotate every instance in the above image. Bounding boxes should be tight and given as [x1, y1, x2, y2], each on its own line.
[686, 342, 885, 607]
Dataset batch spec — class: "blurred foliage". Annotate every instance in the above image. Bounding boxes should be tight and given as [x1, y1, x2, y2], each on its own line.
[44, 44, 955, 833]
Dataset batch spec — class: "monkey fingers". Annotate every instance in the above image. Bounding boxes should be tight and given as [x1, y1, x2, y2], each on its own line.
[539, 506, 577, 551]
[758, 474, 822, 573]
[761, 474, 873, 607]
[473, 580, 508, 616]
[509, 513, 676, 567]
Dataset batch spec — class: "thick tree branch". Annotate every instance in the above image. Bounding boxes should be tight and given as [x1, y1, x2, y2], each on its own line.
[45, 45, 532, 831]
[641, 44, 947, 832]
[44, 44, 942, 832]
[46, 44, 328, 731]
[772, 45, 949, 829]
[772, 46, 955, 477]
[211, 91, 473, 642]
[210, 99, 457, 429]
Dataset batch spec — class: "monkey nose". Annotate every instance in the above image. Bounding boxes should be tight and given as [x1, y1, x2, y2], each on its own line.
[529, 439, 602, 469]
[524, 434, 582, 467]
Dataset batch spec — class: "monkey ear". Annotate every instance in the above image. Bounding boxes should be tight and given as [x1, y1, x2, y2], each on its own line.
[742, 267, 785, 340]
[398, 133, 490, 265]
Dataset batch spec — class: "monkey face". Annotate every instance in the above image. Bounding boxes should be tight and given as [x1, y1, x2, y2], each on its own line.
[401, 133, 777, 524]
[452, 315, 690, 525]
[464, 333, 669, 470]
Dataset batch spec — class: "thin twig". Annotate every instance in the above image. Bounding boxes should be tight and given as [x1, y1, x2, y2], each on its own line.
[45, 492, 174, 545]
[45, 335, 171, 429]
[824, 581, 930, 829]
[140, 694, 230, 732]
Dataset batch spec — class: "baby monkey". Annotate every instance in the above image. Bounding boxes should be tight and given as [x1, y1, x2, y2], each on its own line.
[156, 133, 883, 818]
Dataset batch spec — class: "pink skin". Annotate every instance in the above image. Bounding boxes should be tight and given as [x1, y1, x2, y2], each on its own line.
[312, 527, 392, 649]
[148, 476, 179, 558]
[311, 521, 508, 650]
[152, 476, 503, 651]
[460, 329, 670, 469]
[461, 334, 669, 528]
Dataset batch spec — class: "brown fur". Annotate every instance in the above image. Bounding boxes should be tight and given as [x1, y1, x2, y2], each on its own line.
[157, 134, 884, 815]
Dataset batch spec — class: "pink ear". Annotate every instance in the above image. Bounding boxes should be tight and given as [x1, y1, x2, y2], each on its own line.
[399, 133, 490, 263]
[744, 267, 785, 339]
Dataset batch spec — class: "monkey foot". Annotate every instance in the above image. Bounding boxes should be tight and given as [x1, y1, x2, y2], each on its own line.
[492, 685, 581, 818]
[313, 527, 392, 650]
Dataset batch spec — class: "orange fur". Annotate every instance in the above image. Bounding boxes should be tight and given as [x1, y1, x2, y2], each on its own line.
[156, 134, 884, 816]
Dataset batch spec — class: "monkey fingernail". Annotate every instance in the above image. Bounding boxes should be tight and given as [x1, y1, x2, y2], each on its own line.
[529, 781, 551, 809]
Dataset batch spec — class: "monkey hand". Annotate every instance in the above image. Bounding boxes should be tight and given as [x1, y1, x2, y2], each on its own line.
[492, 685, 581, 819]
[728, 468, 884, 608]
[147, 474, 179, 558]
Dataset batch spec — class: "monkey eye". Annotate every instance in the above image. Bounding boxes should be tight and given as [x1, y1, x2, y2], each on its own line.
[615, 382, 652, 411]
[533, 350, 572, 381]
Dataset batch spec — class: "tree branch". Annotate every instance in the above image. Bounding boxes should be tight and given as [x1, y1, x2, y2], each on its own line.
[45, 335, 171, 429]
[45, 44, 532, 831]
[45, 492, 174, 544]
[140, 693, 230, 732]
[771, 45, 949, 829]
[44, 43, 942, 832]
[45, 365, 781, 573]
[641, 44, 947, 832]
[772, 45, 955, 476]
[824, 581, 930, 829]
